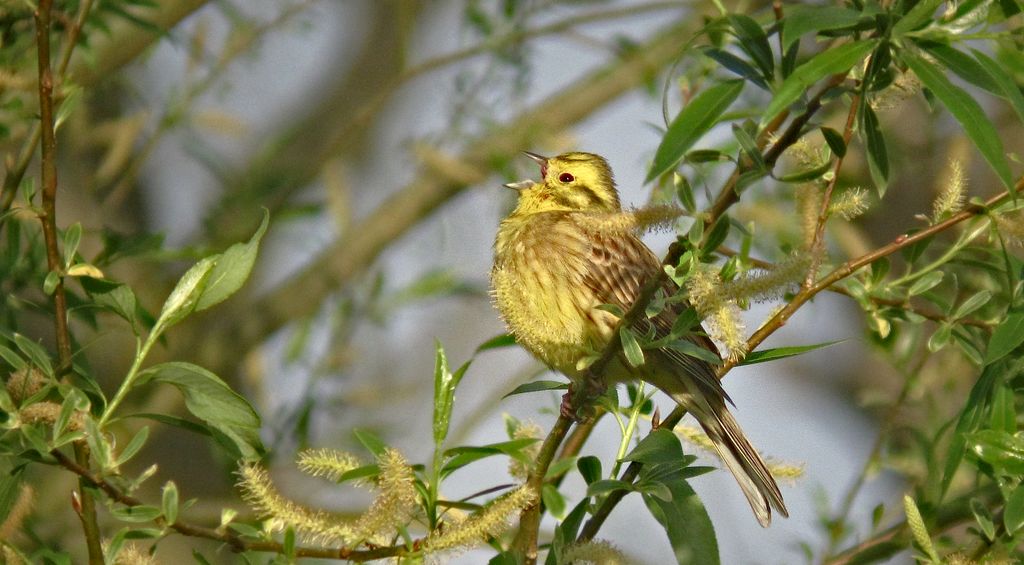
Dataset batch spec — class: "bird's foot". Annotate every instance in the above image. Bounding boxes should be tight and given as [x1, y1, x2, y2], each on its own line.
[560, 377, 607, 422]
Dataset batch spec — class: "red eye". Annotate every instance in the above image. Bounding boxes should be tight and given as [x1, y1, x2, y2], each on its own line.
[558, 172, 575, 183]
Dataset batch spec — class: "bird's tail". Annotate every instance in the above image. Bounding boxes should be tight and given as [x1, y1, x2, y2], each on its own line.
[651, 371, 788, 527]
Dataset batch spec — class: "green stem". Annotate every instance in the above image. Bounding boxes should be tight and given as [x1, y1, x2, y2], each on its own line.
[98, 330, 159, 427]
[610, 383, 647, 479]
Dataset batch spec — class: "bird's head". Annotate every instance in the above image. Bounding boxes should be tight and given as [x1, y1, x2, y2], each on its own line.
[504, 151, 621, 214]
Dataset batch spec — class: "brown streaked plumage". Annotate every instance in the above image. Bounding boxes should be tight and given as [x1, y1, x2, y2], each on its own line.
[491, 151, 788, 527]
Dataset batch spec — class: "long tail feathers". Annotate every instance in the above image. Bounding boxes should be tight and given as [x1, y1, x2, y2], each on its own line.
[653, 371, 788, 527]
[701, 405, 788, 527]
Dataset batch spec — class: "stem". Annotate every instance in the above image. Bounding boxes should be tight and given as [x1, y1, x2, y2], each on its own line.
[33, 1, 103, 562]
[610, 383, 647, 479]
[99, 331, 159, 427]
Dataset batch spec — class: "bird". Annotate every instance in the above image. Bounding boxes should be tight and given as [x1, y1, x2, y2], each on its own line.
[490, 150, 788, 527]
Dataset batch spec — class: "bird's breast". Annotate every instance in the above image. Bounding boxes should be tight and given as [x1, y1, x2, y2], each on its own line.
[492, 216, 611, 373]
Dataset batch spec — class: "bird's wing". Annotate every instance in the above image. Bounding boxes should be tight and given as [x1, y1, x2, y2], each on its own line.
[580, 227, 727, 400]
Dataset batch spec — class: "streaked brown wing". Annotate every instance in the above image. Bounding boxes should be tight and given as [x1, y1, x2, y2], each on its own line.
[580, 228, 727, 399]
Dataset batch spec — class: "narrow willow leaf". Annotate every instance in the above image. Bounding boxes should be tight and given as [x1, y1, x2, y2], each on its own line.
[503, 380, 567, 398]
[727, 14, 774, 81]
[475, 333, 517, 352]
[647, 80, 745, 182]
[13, 334, 53, 378]
[763, 40, 876, 121]
[922, 43, 1002, 95]
[892, 0, 944, 35]
[860, 105, 889, 195]
[969, 429, 1024, 474]
[738, 340, 843, 365]
[782, 5, 865, 49]
[971, 498, 996, 541]
[702, 48, 768, 89]
[642, 477, 719, 565]
[903, 51, 1014, 189]
[624, 429, 683, 465]
[908, 271, 944, 296]
[821, 127, 847, 158]
[162, 481, 179, 525]
[971, 48, 1024, 125]
[985, 311, 1024, 364]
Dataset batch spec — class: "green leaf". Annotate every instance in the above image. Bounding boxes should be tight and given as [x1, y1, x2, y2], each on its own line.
[624, 429, 684, 465]
[620, 327, 645, 367]
[13, 333, 54, 378]
[665, 340, 722, 365]
[81, 278, 138, 328]
[727, 14, 774, 81]
[0, 344, 26, 370]
[109, 505, 162, 523]
[577, 456, 602, 485]
[971, 49, 1024, 125]
[763, 40, 876, 121]
[541, 484, 566, 519]
[968, 429, 1024, 474]
[0, 468, 25, 528]
[782, 5, 865, 49]
[353, 428, 388, 457]
[908, 271, 944, 296]
[738, 340, 842, 365]
[194, 210, 269, 312]
[475, 333, 517, 352]
[503, 380, 567, 398]
[989, 382, 1016, 433]
[953, 290, 991, 319]
[587, 479, 633, 496]
[921, 43, 1001, 95]
[903, 50, 1014, 190]
[646, 80, 746, 182]
[821, 127, 847, 158]
[860, 104, 889, 195]
[114, 426, 149, 467]
[1005, 485, 1024, 534]
[162, 481, 179, 525]
[63, 222, 82, 269]
[643, 477, 719, 565]
[674, 173, 697, 213]
[44, 271, 60, 295]
[136, 362, 263, 460]
[155, 257, 215, 331]
[970, 497, 996, 541]
[432, 342, 469, 447]
[985, 311, 1024, 364]
[892, 0, 944, 35]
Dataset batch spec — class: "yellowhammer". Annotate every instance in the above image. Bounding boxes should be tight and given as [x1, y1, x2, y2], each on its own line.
[491, 151, 788, 526]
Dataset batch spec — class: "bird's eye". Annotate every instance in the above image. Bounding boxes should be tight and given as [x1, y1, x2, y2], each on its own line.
[558, 172, 575, 183]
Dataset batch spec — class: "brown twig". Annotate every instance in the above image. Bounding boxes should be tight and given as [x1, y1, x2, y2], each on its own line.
[33, 1, 103, 562]
[722, 181, 1022, 377]
[50, 449, 411, 561]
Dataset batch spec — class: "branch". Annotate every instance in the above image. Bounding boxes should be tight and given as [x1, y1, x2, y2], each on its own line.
[33, 1, 103, 562]
[50, 449, 411, 561]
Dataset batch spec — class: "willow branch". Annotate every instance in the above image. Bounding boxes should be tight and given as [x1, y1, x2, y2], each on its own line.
[34, 1, 103, 562]
[50, 449, 412, 561]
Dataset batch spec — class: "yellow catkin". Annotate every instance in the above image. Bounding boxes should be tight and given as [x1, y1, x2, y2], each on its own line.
[561, 539, 632, 564]
[686, 268, 747, 361]
[573, 206, 684, 236]
[719, 255, 808, 304]
[871, 70, 921, 111]
[795, 184, 822, 248]
[237, 464, 356, 544]
[932, 159, 966, 221]
[508, 421, 543, 480]
[0, 484, 33, 541]
[423, 485, 537, 552]
[113, 543, 158, 565]
[994, 211, 1024, 246]
[349, 449, 418, 543]
[828, 187, 869, 220]
[297, 449, 364, 482]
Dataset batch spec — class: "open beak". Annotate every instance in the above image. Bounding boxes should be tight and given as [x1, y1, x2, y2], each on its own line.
[522, 151, 548, 177]
[502, 179, 534, 191]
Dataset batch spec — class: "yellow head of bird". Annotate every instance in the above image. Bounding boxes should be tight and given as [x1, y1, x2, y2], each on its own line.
[504, 152, 621, 215]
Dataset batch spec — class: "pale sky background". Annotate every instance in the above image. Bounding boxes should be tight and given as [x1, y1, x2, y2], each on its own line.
[135, 1, 903, 563]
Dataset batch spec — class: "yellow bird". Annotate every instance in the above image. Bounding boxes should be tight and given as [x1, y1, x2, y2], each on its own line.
[491, 151, 788, 526]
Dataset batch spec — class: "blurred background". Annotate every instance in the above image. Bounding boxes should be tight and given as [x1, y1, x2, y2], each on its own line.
[6, 0, 1021, 562]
